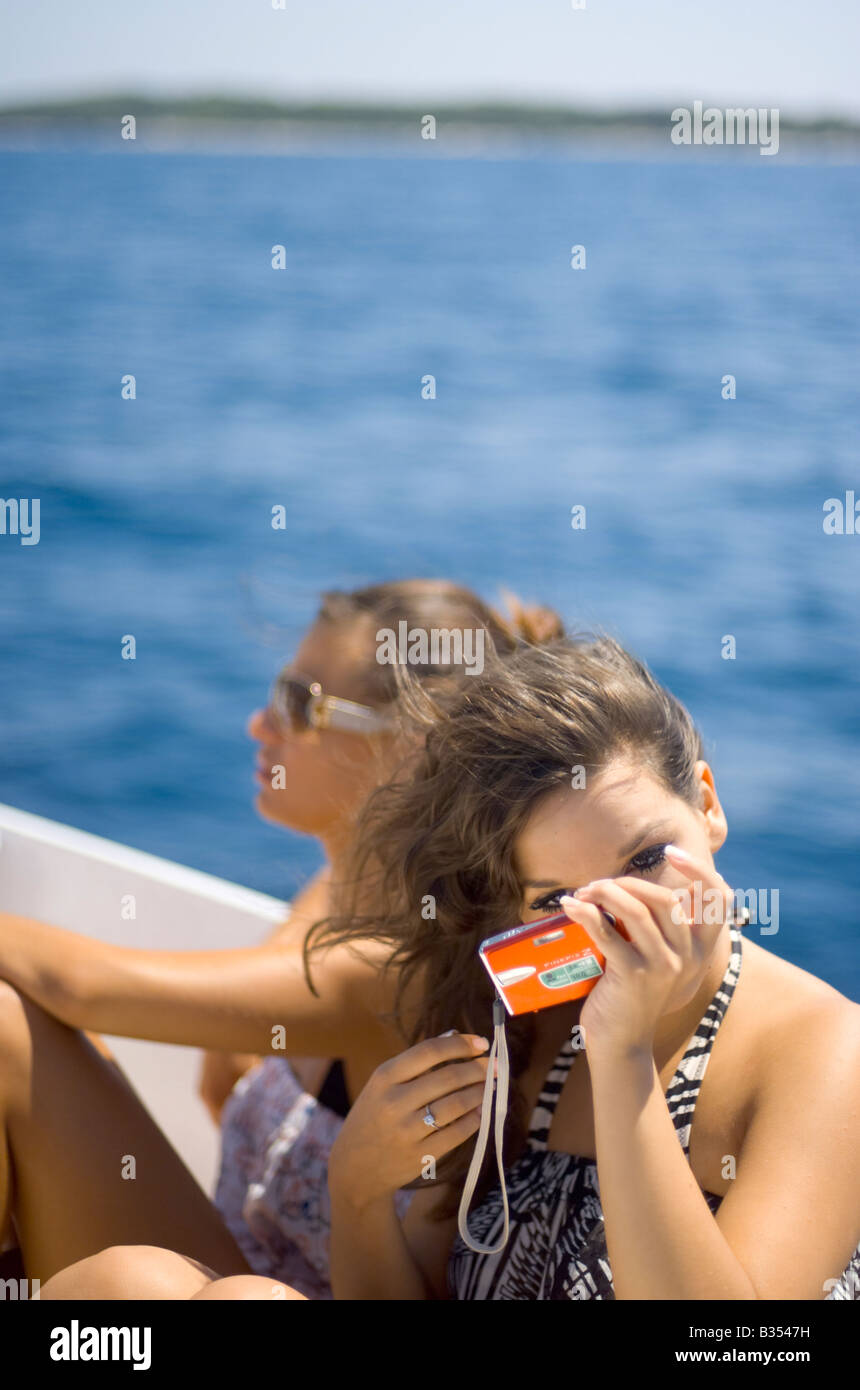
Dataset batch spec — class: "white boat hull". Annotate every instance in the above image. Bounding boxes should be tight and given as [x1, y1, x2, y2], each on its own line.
[0, 802, 286, 1194]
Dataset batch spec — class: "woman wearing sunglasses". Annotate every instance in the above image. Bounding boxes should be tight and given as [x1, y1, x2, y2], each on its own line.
[0, 579, 562, 1298]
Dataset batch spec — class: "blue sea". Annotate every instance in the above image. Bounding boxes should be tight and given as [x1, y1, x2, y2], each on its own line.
[1, 146, 858, 998]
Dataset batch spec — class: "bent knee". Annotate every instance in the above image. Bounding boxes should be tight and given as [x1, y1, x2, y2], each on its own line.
[0, 980, 31, 1057]
[0, 982, 68, 1100]
[0, 978, 27, 1021]
[191, 1274, 306, 1302]
[42, 1245, 218, 1300]
[101, 1245, 221, 1299]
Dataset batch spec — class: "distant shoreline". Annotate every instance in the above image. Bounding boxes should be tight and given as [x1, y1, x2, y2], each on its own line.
[2, 96, 858, 161]
[1, 95, 858, 133]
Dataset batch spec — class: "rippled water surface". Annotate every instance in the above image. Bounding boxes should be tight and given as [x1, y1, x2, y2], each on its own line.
[1, 148, 858, 996]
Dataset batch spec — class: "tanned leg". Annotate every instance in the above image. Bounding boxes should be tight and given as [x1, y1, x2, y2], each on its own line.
[0, 983, 252, 1285]
[37, 1245, 219, 1299]
[38, 1245, 306, 1301]
[191, 1274, 305, 1300]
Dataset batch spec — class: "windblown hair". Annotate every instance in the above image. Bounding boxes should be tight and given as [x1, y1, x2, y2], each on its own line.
[315, 579, 564, 706]
[306, 635, 706, 1206]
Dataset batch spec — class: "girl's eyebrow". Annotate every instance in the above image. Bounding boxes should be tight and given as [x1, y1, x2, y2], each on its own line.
[614, 819, 674, 862]
[522, 821, 675, 890]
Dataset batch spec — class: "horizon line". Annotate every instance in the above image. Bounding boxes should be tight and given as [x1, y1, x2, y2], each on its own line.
[1, 91, 858, 132]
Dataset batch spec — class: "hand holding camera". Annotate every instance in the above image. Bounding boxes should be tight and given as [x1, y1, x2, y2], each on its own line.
[559, 844, 735, 1057]
[328, 1031, 490, 1209]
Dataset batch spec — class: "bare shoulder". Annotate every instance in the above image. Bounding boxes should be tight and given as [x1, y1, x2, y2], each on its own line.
[306, 933, 396, 984]
[738, 937, 860, 1091]
[286, 863, 333, 921]
[304, 935, 404, 1028]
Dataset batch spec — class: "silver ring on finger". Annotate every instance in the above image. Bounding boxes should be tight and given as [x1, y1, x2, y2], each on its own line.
[423, 1104, 440, 1131]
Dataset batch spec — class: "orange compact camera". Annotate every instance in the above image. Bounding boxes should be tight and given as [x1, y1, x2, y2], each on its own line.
[479, 908, 628, 1017]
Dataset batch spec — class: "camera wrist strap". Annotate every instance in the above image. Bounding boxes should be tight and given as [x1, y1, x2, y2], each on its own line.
[457, 996, 511, 1255]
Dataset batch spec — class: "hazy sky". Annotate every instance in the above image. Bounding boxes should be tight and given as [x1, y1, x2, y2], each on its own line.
[2, 0, 858, 116]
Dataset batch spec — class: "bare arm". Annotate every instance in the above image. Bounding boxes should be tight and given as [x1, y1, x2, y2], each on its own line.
[329, 1191, 433, 1300]
[711, 1003, 860, 1299]
[592, 1003, 860, 1300]
[562, 857, 860, 1301]
[194, 865, 333, 1116]
[591, 1044, 759, 1299]
[328, 1185, 458, 1301]
[327, 1034, 487, 1299]
[0, 908, 392, 1056]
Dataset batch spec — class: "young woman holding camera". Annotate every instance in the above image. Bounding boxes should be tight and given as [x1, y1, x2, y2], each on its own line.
[38, 634, 860, 1300]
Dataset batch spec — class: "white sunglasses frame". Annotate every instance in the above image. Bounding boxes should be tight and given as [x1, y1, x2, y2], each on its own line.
[270, 671, 396, 736]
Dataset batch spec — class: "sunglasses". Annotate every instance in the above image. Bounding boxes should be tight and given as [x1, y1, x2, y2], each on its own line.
[268, 669, 396, 736]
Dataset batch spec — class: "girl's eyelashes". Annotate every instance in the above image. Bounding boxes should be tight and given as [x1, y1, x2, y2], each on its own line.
[626, 842, 668, 875]
[527, 844, 669, 910]
[528, 889, 573, 913]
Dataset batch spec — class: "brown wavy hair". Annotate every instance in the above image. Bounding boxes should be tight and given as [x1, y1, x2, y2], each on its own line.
[315, 578, 564, 704]
[306, 634, 706, 1208]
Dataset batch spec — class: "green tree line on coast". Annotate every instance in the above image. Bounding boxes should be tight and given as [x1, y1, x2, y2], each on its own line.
[0, 93, 856, 136]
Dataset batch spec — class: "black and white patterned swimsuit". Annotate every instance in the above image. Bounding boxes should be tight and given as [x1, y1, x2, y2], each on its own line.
[448, 925, 860, 1300]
